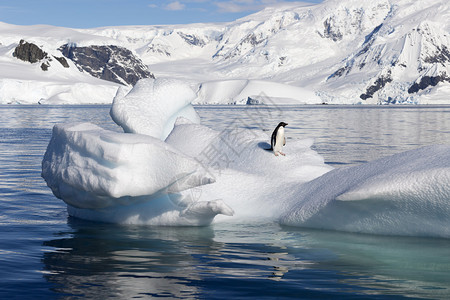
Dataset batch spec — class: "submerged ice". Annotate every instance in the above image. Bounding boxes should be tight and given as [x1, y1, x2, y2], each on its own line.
[42, 79, 450, 237]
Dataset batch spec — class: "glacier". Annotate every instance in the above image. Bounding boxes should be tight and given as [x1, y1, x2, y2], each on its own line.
[42, 79, 450, 238]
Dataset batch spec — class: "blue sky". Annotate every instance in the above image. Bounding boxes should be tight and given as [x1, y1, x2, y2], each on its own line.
[0, 0, 323, 28]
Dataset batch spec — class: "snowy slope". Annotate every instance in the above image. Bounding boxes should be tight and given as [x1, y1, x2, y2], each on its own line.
[324, 0, 450, 104]
[0, 22, 122, 104]
[0, 22, 152, 104]
[1, 0, 449, 104]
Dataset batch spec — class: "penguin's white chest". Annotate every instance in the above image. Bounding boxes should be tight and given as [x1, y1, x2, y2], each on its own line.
[274, 127, 285, 152]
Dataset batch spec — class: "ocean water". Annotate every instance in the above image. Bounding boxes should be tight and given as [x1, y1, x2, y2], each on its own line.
[1, 104, 450, 299]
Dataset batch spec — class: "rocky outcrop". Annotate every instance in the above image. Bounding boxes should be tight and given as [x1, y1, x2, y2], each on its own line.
[59, 44, 154, 86]
[13, 40, 69, 71]
[12, 40, 152, 85]
[360, 73, 392, 100]
[177, 32, 206, 47]
[322, 18, 343, 42]
[13, 40, 47, 63]
[408, 75, 450, 94]
[216, 32, 268, 60]
[53, 56, 70, 68]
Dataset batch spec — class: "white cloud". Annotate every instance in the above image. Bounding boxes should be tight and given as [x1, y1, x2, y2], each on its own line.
[233, 0, 256, 4]
[150, 0, 311, 14]
[215, 0, 260, 13]
[164, 1, 186, 11]
[214, 0, 311, 13]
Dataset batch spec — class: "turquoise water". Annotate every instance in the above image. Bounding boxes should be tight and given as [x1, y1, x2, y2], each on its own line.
[1, 105, 450, 299]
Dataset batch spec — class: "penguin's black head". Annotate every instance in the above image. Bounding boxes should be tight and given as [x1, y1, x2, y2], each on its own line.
[279, 122, 288, 127]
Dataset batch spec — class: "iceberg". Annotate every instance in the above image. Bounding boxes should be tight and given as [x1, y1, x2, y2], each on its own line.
[279, 145, 450, 238]
[169, 119, 450, 238]
[41, 122, 233, 225]
[194, 79, 322, 105]
[42, 122, 213, 209]
[42, 78, 450, 237]
[110, 78, 200, 140]
[165, 118, 332, 221]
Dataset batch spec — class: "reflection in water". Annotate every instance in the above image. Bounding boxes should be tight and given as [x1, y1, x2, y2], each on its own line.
[42, 219, 310, 298]
[42, 220, 450, 299]
[291, 229, 450, 299]
[42, 218, 213, 298]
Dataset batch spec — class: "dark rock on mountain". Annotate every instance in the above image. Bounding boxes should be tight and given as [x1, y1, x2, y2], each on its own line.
[12, 40, 152, 84]
[177, 32, 206, 47]
[54, 56, 70, 68]
[423, 45, 450, 65]
[328, 25, 383, 80]
[13, 40, 48, 63]
[322, 18, 343, 42]
[59, 44, 154, 86]
[360, 72, 392, 100]
[220, 33, 267, 60]
[328, 65, 350, 79]
[147, 45, 171, 57]
[408, 75, 450, 94]
[13, 40, 70, 71]
[40, 62, 50, 71]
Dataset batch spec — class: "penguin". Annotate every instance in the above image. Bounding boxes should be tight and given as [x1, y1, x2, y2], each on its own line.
[270, 122, 288, 156]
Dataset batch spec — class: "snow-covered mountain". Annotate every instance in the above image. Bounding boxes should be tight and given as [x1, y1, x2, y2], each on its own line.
[1, 0, 449, 104]
[0, 23, 153, 104]
[323, 0, 450, 104]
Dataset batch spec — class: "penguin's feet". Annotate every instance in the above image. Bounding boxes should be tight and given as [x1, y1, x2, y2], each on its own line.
[280, 152, 286, 156]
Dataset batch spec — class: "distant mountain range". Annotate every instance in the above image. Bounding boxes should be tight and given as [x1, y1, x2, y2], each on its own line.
[0, 0, 449, 104]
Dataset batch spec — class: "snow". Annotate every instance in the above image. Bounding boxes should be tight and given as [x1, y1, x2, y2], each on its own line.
[194, 80, 322, 105]
[0, 22, 121, 104]
[42, 78, 450, 238]
[418, 83, 450, 104]
[0, 78, 119, 105]
[279, 145, 450, 238]
[110, 78, 200, 140]
[2, 0, 450, 105]
[41, 122, 232, 226]
[166, 119, 333, 222]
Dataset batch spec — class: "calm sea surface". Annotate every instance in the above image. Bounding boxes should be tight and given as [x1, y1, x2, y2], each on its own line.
[1, 105, 450, 299]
